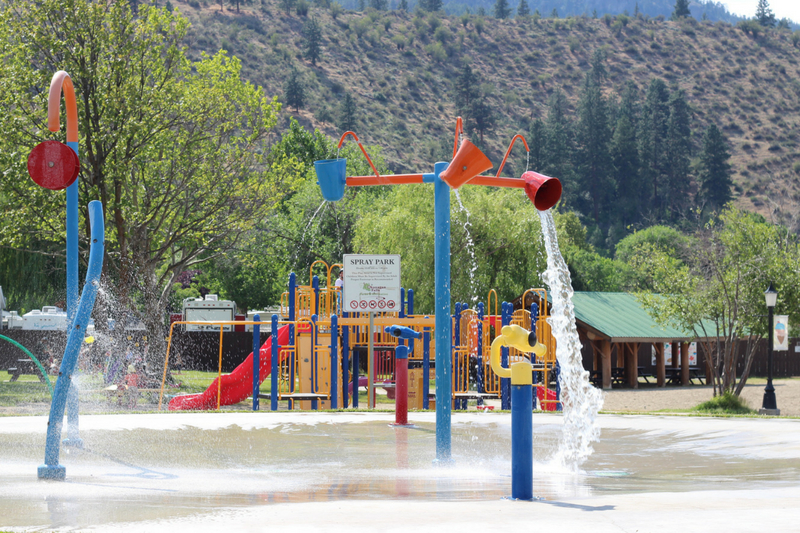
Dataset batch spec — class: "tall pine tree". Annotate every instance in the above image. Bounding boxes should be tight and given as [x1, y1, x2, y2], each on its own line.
[528, 119, 546, 172]
[756, 0, 776, 27]
[302, 17, 322, 65]
[493, 0, 511, 19]
[671, 0, 690, 20]
[698, 124, 733, 215]
[639, 78, 670, 220]
[516, 0, 530, 18]
[337, 93, 357, 132]
[283, 68, 305, 112]
[544, 89, 575, 203]
[664, 88, 692, 221]
[575, 72, 612, 226]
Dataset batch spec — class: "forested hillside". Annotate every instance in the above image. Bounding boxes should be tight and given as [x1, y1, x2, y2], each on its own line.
[175, 0, 800, 238]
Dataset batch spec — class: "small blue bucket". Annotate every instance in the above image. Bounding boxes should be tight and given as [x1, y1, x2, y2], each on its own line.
[314, 158, 347, 202]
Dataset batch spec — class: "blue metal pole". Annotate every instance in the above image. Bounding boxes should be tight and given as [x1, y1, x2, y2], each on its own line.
[289, 273, 296, 410]
[271, 314, 279, 411]
[530, 303, 539, 410]
[253, 314, 261, 411]
[511, 382, 533, 500]
[39, 200, 104, 480]
[454, 302, 462, 411]
[64, 140, 81, 448]
[555, 360, 563, 411]
[399, 287, 405, 319]
[330, 314, 338, 409]
[423, 324, 430, 410]
[476, 302, 485, 404]
[311, 314, 319, 411]
[342, 311, 350, 408]
[501, 302, 511, 410]
[407, 289, 415, 357]
[433, 161, 452, 462]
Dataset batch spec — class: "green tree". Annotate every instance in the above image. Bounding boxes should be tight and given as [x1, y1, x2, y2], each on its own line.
[284, 68, 306, 112]
[574, 72, 612, 226]
[302, 17, 323, 65]
[631, 208, 800, 397]
[493, 0, 511, 19]
[697, 124, 733, 215]
[516, 0, 530, 18]
[610, 113, 640, 228]
[671, 0, 690, 20]
[337, 93, 358, 132]
[418, 0, 442, 12]
[453, 64, 493, 145]
[638, 78, 670, 220]
[398, 0, 408, 11]
[543, 89, 575, 203]
[0, 0, 283, 357]
[280, 0, 296, 14]
[755, 0, 776, 27]
[527, 119, 546, 172]
[664, 88, 692, 222]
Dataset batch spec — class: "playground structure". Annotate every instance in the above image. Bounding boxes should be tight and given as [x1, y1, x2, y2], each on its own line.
[162, 261, 561, 413]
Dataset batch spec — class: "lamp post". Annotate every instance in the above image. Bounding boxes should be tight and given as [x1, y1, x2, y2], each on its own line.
[759, 283, 780, 416]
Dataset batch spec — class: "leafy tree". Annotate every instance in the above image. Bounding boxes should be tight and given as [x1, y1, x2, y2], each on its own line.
[284, 68, 306, 112]
[493, 0, 511, 19]
[697, 123, 733, 215]
[664, 88, 692, 222]
[302, 17, 323, 65]
[671, 0, 690, 20]
[755, 0, 776, 27]
[337, 92, 358, 132]
[631, 208, 800, 397]
[0, 0, 282, 359]
[516, 0, 529, 18]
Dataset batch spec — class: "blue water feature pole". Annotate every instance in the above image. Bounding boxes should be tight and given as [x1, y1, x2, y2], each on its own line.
[252, 314, 261, 411]
[39, 200, 104, 480]
[511, 372, 533, 500]
[432, 161, 452, 462]
[330, 314, 338, 409]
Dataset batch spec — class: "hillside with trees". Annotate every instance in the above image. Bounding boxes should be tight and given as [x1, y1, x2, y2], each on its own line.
[172, 0, 800, 238]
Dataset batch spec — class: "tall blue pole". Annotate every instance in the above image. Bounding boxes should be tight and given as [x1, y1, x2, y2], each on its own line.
[39, 201, 104, 480]
[511, 382, 533, 500]
[289, 273, 296, 410]
[342, 311, 350, 408]
[330, 314, 338, 409]
[433, 161, 452, 462]
[476, 302, 485, 404]
[501, 302, 511, 410]
[271, 314, 279, 411]
[64, 141, 81, 448]
[423, 324, 431, 410]
[252, 314, 260, 411]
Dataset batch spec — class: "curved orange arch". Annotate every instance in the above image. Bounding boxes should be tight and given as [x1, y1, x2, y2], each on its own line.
[495, 134, 529, 179]
[337, 131, 382, 181]
[47, 71, 78, 143]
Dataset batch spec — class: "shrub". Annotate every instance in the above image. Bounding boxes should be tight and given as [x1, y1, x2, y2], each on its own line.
[693, 392, 754, 415]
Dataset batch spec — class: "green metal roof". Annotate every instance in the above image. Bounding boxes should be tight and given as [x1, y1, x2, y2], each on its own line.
[571, 292, 694, 343]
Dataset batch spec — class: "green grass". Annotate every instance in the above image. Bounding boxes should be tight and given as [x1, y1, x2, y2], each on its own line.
[692, 391, 755, 415]
[0, 372, 51, 406]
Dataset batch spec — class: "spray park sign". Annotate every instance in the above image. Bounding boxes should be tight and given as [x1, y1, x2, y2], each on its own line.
[342, 254, 401, 313]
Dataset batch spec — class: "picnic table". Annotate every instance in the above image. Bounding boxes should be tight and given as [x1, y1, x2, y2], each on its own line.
[7, 359, 46, 383]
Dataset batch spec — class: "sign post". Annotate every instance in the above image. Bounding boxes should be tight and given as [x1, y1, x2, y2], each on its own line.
[342, 254, 401, 408]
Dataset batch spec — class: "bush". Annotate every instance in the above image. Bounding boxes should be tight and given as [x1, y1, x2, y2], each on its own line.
[693, 392, 754, 414]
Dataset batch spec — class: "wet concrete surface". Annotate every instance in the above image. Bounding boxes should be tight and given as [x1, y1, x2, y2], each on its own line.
[1, 412, 799, 531]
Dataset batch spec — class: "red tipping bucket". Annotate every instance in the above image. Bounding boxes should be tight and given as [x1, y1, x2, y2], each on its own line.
[27, 140, 80, 190]
[522, 171, 561, 211]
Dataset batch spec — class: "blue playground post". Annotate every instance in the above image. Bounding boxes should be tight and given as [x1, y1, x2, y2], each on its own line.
[342, 311, 350, 408]
[289, 273, 296, 411]
[476, 302, 485, 406]
[271, 314, 279, 411]
[511, 378, 533, 500]
[530, 302, 540, 408]
[501, 302, 511, 410]
[330, 314, 338, 409]
[423, 323, 431, 410]
[39, 201, 104, 480]
[311, 314, 319, 411]
[252, 314, 260, 411]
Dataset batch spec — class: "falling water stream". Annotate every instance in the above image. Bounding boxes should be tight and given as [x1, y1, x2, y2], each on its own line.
[538, 209, 604, 470]
[453, 190, 480, 304]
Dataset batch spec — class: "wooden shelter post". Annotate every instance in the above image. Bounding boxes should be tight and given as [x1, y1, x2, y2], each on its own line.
[655, 342, 665, 387]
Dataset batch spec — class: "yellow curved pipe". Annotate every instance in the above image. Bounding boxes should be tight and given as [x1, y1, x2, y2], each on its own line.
[490, 325, 547, 383]
[47, 71, 79, 143]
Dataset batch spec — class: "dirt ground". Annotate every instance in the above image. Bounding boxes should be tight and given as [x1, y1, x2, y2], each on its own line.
[599, 377, 800, 416]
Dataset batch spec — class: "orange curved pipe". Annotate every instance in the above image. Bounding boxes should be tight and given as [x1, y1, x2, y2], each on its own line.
[452, 117, 464, 158]
[338, 131, 382, 181]
[495, 134, 529, 179]
[47, 71, 79, 143]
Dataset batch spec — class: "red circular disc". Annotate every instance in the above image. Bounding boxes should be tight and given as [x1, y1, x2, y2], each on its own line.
[27, 140, 80, 190]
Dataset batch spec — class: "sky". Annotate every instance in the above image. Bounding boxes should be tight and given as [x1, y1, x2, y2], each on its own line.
[722, 0, 800, 23]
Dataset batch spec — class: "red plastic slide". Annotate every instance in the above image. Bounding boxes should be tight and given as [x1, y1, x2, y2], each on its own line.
[168, 325, 291, 411]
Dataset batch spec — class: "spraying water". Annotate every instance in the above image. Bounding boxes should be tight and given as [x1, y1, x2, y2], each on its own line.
[538, 209, 604, 470]
[453, 190, 480, 305]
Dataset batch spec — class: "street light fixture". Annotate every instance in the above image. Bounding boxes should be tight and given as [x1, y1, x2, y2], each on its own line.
[759, 283, 780, 415]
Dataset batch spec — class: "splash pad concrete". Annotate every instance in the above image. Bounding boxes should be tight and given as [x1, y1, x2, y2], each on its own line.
[1, 412, 799, 532]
